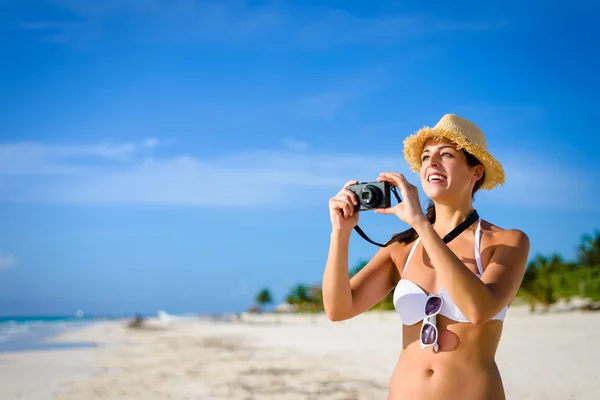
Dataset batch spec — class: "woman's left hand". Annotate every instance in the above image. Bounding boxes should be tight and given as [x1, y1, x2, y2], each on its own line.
[375, 172, 428, 227]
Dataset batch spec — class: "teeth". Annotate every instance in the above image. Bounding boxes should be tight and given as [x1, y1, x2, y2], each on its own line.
[429, 174, 446, 182]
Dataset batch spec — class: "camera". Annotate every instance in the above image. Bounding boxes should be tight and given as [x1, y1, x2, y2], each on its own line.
[347, 181, 392, 212]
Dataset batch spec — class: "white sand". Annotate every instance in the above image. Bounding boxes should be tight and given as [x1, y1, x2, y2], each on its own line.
[1, 307, 599, 399]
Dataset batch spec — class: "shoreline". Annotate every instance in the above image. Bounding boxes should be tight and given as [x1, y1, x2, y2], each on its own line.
[1, 308, 599, 399]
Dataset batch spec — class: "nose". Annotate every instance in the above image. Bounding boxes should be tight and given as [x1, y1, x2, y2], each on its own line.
[425, 153, 441, 167]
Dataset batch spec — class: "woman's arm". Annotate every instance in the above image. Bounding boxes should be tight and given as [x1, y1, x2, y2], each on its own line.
[322, 179, 401, 322]
[322, 230, 399, 321]
[374, 171, 530, 325]
[413, 220, 530, 324]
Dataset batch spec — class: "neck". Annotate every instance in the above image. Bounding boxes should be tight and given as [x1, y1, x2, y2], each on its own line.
[432, 199, 476, 236]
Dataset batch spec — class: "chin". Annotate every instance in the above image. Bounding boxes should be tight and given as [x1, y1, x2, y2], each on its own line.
[423, 184, 447, 198]
[426, 193, 449, 203]
[423, 185, 456, 203]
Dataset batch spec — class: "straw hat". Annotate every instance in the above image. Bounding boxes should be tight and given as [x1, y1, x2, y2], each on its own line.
[403, 113, 505, 190]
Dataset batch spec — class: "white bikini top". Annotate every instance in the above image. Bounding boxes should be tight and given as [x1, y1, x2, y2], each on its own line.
[393, 218, 508, 326]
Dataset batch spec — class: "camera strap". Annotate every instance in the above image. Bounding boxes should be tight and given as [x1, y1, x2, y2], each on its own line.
[353, 185, 402, 247]
[354, 206, 479, 247]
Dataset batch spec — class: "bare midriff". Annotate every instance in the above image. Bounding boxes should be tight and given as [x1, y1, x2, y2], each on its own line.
[387, 316, 506, 400]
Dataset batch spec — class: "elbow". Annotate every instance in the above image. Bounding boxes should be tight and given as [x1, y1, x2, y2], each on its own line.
[328, 314, 351, 322]
[466, 292, 499, 325]
[324, 308, 348, 322]
[322, 291, 356, 322]
[467, 308, 494, 326]
[323, 304, 351, 322]
[326, 313, 343, 322]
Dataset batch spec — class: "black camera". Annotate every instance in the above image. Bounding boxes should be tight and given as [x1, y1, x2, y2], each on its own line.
[347, 181, 392, 212]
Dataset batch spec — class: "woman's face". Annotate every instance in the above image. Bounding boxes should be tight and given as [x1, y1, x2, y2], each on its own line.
[418, 137, 483, 202]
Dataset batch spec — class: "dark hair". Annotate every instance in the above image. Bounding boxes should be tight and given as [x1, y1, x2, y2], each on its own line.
[385, 150, 485, 248]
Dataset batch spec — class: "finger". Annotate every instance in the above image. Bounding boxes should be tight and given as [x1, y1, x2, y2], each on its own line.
[337, 180, 359, 196]
[379, 172, 403, 181]
[378, 172, 400, 183]
[331, 199, 354, 218]
[330, 198, 346, 210]
[339, 199, 353, 218]
[377, 175, 402, 191]
[343, 188, 359, 206]
[396, 174, 419, 195]
[330, 199, 344, 215]
[343, 179, 359, 189]
[333, 190, 357, 207]
[374, 207, 394, 214]
[393, 173, 409, 185]
[344, 201, 354, 218]
[379, 172, 402, 177]
[381, 172, 412, 191]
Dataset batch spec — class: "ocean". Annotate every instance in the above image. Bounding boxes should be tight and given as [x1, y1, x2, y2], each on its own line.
[0, 315, 106, 353]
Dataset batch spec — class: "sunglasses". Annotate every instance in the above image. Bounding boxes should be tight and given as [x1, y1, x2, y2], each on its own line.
[420, 294, 443, 352]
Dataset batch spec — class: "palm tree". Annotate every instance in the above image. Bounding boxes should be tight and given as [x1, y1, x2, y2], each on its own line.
[255, 288, 273, 312]
[285, 284, 311, 311]
[519, 255, 561, 312]
[577, 230, 600, 267]
[519, 260, 539, 312]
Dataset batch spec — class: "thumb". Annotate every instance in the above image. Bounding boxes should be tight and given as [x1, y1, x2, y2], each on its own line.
[374, 207, 394, 214]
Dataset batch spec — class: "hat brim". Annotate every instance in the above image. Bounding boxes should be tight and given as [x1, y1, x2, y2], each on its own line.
[403, 127, 505, 190]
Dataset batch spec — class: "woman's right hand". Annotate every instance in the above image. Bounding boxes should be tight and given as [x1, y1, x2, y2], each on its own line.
[329, 180, 360, 232]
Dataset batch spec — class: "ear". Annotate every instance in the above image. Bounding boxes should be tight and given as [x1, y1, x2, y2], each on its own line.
[472, 165, 484, 182]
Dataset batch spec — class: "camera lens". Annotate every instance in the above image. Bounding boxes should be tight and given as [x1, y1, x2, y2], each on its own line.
[359, 185, 380, 207]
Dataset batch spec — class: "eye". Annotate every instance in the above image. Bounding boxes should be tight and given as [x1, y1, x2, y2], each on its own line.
[442, 152, 453, 157]
[421, 155, 430, 162]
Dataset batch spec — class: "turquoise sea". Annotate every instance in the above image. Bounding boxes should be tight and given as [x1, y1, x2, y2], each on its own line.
[0, 315, 112, 353]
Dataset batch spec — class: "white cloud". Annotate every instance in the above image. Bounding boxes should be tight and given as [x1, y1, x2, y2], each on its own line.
[281, 138, 310, 152]
[143, 137, 160, 149]
[17, 2, 507, 49]
[0, 139, 594, 210]
[486, 153, 594, 210]
[0, 252, 17, 269]
[0, 139, 405, 206]
[0, 139, 157, 175]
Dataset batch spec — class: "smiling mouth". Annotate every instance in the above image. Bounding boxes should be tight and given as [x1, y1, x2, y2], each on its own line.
[428, 174, 447, 183]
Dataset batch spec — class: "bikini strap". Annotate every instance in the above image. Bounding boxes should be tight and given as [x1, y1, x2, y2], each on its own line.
[403, 215, 483, 278]
[474, 218, 484, 275]
[401, 237, 421, 277]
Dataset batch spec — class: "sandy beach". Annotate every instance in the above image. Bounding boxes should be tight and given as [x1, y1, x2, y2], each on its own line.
[1, 307, 599, 400]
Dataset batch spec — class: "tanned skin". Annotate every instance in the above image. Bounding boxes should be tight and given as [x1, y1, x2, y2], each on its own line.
[322, 138, 530, 399]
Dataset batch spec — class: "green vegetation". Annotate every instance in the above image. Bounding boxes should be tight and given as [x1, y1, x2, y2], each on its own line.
[254, 288, 273, 312]
[253, 230, 600, 314]
[284, 284, 323, 313]
[519, 230, 600, 311]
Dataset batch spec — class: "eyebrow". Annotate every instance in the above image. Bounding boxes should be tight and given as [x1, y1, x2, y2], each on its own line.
[421, 145, 456, 154]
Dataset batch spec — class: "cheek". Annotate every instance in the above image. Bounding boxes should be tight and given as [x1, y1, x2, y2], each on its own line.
[443, 160, 464, 175]
[448, 166, 473, 184]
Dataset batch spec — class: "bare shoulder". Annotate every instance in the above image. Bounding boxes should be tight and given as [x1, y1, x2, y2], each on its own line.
[387, 238, 416, 275]
[478, 221, 531, 300]
[482, 220, 530, 256]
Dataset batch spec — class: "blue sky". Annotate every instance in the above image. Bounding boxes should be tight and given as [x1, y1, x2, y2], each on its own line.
[1, 0, 599, 316]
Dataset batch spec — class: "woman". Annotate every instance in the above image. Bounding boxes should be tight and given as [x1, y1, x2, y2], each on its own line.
[322, 114, 530, 400]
